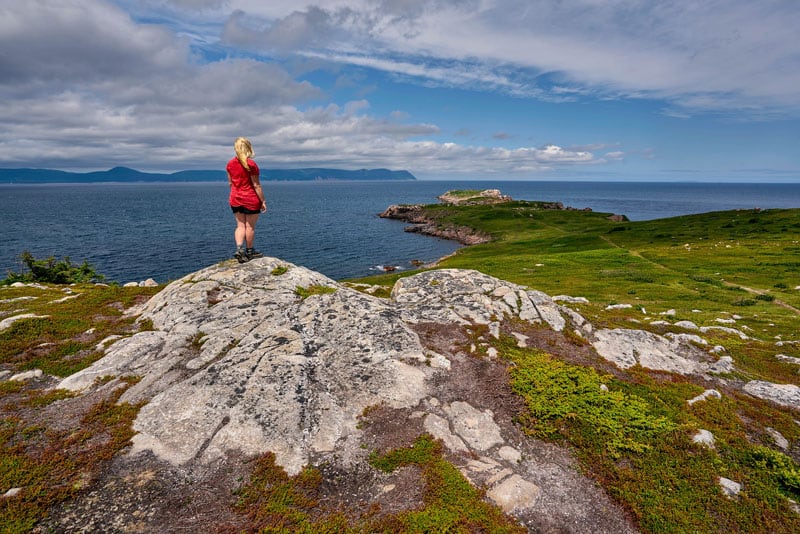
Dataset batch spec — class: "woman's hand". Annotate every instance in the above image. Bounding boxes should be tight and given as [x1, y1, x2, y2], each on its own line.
[260, 201, 267, 213]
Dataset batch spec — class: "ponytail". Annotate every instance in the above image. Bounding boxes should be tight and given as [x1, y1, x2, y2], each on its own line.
[234, 137, 254, 172]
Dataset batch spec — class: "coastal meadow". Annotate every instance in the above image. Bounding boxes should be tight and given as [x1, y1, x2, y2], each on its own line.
[356, 198, 800, 531]
[2, 196, 800, 532]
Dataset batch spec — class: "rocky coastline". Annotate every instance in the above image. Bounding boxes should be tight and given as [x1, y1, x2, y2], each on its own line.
[378, 203, 493, 245]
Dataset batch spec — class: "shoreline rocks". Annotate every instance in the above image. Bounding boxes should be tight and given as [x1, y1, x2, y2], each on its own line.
[123, 278, 159, 288]
[378, 203, 492, 245]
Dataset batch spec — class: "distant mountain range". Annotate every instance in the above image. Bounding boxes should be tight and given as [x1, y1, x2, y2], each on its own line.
[0, 166, 417, 183]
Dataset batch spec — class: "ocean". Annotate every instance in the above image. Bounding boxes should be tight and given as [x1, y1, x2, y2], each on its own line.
[2, 180, 799, 284]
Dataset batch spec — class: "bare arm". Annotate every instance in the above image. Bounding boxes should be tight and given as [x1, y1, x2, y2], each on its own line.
[251, 172, 267, 212]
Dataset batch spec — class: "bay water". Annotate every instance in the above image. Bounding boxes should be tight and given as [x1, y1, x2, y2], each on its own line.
[1, 180, 799, 283]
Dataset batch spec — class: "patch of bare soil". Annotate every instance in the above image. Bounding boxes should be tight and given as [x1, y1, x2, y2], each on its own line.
[36, 451, 250, 534]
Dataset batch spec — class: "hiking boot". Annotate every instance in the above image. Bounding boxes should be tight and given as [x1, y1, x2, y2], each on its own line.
[234, 248, 249, 263]
[246, 248, 263, 260]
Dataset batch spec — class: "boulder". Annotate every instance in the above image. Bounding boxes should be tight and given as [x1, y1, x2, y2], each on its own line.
[61, 258, 429, 474]
[0, 313, 49, 333]
[591, 328, 713, 374]
[743, 381, 800, 410]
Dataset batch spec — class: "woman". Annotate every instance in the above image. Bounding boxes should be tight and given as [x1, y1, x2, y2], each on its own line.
[227, 137, 267, 263]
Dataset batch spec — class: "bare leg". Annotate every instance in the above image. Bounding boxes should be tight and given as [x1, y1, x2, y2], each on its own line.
[244, 213, 260, 248]
[234, 212, 248, 248]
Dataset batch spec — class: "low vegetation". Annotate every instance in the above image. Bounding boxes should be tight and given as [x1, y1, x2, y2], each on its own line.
[3, 198, 800, 532]
[3, 251, 105, 285]
[1, 264, 159, 532]
[230, 434, 524, 533]
[352, 197, 800, 531]
[499, 337, 800, 531]
[271, 265, 289, 276]
[294, 284, 337, 299]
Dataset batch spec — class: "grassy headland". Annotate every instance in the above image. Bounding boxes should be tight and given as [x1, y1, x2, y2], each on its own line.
[356, 196, 800, 531]
[2, 198, 799, 532]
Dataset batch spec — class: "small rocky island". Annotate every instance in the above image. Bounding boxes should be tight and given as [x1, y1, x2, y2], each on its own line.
[379, 189, 615, 245]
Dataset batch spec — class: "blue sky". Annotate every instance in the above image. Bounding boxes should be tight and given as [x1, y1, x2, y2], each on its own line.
[1, 1, 799, 181]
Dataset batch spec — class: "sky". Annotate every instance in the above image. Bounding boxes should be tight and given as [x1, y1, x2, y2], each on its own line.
[1, 1, 799, 181]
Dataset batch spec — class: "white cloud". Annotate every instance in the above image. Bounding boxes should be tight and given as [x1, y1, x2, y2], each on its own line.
[215, 0, 800, 114]
[0, 1, 185, 88]
[0, 0, 612, 174]
[8, 1, 795, 176]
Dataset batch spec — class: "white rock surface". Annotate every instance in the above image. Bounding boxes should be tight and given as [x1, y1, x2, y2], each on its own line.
[552, 295, 589, 304]
[9, 369, 43, 382]
[61, 258, 430, 474]
[591, 328, 711, 374]
[391, 269, 566, 331]
[424, 413, 468, 453]
[2, 488, 21, 498]
[0, 313, 49, 333]
[688, 389, 722, 405]
[719, 477, 741, 498]
[744, 381, 800, 410]
[487, 474, 542, 513]
[766, 427, 790, 450]
[692, 429, 715, 448]
[445, 401, 504, 451]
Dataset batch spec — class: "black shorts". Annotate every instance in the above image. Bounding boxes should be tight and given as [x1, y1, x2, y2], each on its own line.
[231, 205, 261, 215]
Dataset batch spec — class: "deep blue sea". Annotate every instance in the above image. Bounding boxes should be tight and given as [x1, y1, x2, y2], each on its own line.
[2, 180, 799, 283]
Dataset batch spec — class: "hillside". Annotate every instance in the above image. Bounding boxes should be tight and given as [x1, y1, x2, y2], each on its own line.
[2, 195, 800, 532]
[0, 166, 416, 183]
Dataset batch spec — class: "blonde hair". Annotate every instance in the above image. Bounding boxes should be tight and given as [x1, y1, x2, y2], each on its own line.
[234, 137, 254, 171]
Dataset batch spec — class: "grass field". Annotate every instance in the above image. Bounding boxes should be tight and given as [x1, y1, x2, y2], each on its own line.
[352, 199, 800, 532]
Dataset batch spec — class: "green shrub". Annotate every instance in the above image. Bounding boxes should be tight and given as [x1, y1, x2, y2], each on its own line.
[4, 251, 104, 285]
[745, 446, 800, 496]
[369, 434, 525, 533]
[506, 347, 678, 457]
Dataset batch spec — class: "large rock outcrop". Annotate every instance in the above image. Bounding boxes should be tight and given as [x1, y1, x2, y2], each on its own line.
[57, 258, 640, 531]
[60, 258, 430, 474]
[53, 256, 793, 531]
